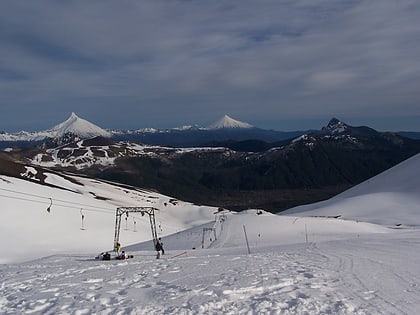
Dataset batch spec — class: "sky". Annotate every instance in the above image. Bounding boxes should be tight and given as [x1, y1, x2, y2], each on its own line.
[1, 0, 420, 132]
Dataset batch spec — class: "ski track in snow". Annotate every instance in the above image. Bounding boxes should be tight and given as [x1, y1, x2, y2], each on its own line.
[1, 231, 419, 314]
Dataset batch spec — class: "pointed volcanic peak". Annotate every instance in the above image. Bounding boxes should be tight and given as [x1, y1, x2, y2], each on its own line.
[208, 115, 254, 129]
[48, 112, 111, 139]
[321, 117, 378, 137]
[322, 117, 349, 134]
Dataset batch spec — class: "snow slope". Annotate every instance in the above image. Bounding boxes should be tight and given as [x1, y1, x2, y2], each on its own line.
[283, 153, 420, 227]
[0, 173, 217, 264]
[1, 230, 419, 315]
[1, 154, 420, 314]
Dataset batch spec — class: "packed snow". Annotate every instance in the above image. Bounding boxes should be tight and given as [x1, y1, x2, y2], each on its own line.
[1, 153, 420, 314]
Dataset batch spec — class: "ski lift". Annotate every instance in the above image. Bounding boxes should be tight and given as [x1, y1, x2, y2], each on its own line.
[133, 217, 137, 232]
[46, 198, 52, 213]
[80, 208, 85, 230]
[113, 207, 159, 252]
[124, 212, 129, 230]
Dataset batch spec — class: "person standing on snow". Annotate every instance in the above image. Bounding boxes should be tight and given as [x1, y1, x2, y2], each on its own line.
[155, 238, 164, 257]
[116, 242, 121, 255]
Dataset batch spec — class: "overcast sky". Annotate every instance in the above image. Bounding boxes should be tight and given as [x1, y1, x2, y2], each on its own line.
[1, 0, 419, 132]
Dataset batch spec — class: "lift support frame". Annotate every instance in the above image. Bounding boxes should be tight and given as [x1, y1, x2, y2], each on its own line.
[114, 207, 159, 252]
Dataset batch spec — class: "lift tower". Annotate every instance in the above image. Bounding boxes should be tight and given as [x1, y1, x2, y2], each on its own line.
[114, 207, 159, 252]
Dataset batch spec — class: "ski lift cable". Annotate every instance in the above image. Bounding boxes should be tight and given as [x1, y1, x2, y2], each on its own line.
[0, 193, 50, 206]
[0, 193, 114, 215]
[0, 187, 115, 212]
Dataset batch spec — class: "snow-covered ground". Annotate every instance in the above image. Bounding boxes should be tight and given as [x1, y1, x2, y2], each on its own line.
[283, 153, 420, 227]
[0, 172, 217, 264]
[2, 230, 419, 315]
[1, 154, 420, 314]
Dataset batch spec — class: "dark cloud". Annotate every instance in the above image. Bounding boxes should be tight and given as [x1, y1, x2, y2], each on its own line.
[0, 0, 419, 131]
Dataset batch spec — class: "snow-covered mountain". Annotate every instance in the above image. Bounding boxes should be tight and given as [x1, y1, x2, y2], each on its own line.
[48, 112, 111, 138]
[1, 153, 420, 313]
[208, 115, 254, 129]
[0, 112, 110, 142]
[30, 139, 229, 170]
[2, 115, 420, 148]
[322, 117, 349, 134]
[3, 151, 419, 264]
[321, 117, 379, 137]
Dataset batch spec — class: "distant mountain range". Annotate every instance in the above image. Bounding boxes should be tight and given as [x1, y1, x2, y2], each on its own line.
[3, 113, 419, 149]
[2, 114, 420, 212]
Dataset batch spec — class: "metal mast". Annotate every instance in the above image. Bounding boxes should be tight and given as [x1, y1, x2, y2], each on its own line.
[113, 207, 159, 252]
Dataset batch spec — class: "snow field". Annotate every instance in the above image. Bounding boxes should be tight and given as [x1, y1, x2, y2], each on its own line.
[1, 229, 419, 314]
[285, 153, 420, 227]
[1, 153, 420, 313]
[0, 174, 216, 264]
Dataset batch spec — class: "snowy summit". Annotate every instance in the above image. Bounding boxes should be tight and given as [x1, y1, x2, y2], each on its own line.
[208, 115, 254, 129]
[0, 112, 111, 141]
[48, 112, 111, 139]
[323, 117, 349, 134]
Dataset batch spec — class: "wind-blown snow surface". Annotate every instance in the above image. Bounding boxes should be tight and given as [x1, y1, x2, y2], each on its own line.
[1, 154, 420, 314]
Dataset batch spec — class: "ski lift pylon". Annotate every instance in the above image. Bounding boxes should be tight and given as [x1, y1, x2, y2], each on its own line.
[113, 207, 159, 252]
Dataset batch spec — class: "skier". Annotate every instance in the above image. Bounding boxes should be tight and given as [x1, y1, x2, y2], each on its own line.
[158, 238, 165, 255]
[155, 238, 164, 258]
[115, 242, 121, 255]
